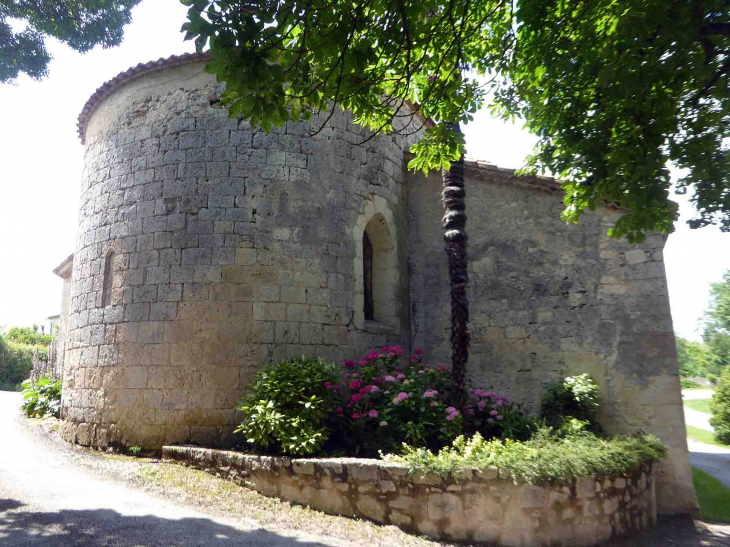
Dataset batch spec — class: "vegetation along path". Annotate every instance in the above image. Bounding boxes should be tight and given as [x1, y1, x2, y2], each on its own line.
[1, 390, 729, 546]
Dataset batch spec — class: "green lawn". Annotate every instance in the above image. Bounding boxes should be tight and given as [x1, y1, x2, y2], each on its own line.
[692, 467, 730, 522]
[686, 425, 730, 447]
[685, 399, 713, 414]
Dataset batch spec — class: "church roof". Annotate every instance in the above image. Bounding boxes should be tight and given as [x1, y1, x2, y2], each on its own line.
[77, 52, 211, 144]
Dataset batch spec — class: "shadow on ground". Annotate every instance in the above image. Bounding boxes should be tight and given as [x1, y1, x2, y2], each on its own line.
[0, 499, 335, 547]
[606, 515, 730, 547]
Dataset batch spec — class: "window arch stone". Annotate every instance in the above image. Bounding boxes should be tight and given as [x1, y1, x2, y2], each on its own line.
[353, 196, 400, 333]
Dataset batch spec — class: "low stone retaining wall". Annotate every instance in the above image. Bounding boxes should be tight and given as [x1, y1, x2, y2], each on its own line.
[162, 445, 656, 546]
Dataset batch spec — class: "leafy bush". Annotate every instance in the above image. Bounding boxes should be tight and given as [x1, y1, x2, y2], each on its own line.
[682, 379, 702, 389]
[237, 356, 340, 455]
[4, 326, 53, 347]
[707, 373, 718, 386]
[326, 348, 462, 456]
[20, 375, 62, 418]
[710, 367, 730, 445]
[0, 336, 34, 391]
[384, 423, 667, 484]
[464, 388, 536, 442]
[540, 374, 601, 432]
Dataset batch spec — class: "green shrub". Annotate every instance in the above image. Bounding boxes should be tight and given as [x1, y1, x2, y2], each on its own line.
[682, 379, 702, 389]
[4, 326, 53, 346]
[384, 422, 667, 484]
[707, 373, 719, 386]
[236, 356, 340, 455]
[540, 374, 601, 432]
[0, 337, 34, 391]
[20, 375, 62, 418]
[710, 367, 730, 444]
[327, 348, 462, 456]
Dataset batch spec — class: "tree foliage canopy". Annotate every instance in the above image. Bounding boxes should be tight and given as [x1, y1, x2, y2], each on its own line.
[498, 0, 730, 241]
[184, 0, 730, 242]
[182, 0, 512, 172]
[0, 0, 142, 83]
[677, 270, 730, 377]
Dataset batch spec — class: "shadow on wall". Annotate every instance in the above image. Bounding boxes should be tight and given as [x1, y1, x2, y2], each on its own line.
[0, 499, 332, 547]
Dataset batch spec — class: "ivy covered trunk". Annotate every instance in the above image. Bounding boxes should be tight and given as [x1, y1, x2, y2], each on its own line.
[441, 121, 470, 401]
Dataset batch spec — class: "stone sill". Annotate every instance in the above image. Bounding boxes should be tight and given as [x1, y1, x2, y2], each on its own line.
[363, 320, 395, 335]
[162, 445, 656, 546]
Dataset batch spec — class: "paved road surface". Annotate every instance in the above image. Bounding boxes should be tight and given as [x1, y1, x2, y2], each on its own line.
[684, 407, 715, 432]
[682, 389, 715, 401]
[688, 439, 730, 491]
[0, 391, 346, 546]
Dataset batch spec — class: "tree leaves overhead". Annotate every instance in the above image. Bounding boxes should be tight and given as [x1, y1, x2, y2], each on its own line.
[181, 0, 512, 176]
[496, 0, 730, 242]
[185, 0, 730, 241]
[0, 1, 142, 83]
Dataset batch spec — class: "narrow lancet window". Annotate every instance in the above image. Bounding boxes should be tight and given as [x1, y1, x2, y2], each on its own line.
[363, 231, 374, 321]
[103, 252, 115, 307]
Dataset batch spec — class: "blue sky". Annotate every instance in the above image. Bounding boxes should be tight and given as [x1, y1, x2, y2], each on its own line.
[0, 0, 727, 341]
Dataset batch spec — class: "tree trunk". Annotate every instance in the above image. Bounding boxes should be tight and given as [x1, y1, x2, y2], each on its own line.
[441, 121, 470, 403]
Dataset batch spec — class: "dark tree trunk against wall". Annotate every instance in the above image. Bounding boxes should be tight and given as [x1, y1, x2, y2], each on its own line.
[441, 121, 470, 402]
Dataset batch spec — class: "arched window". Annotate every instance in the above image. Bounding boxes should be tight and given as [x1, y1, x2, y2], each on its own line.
[103, 252, 116, 307]
[363, 232, 374, 320]
[353, 197, 401, 333]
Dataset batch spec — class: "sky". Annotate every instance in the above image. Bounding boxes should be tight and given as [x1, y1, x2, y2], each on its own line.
[0, 0, 728, 341]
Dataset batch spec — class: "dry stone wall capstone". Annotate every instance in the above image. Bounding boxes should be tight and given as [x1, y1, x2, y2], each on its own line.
[163, 445, 657, 547]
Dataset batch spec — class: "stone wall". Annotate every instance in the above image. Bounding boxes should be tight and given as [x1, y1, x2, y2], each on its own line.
[406, 162, 697, 515]
[53, 254, 75, 371]
[163, 445, 657, 546]
[60, 57, 424, 450]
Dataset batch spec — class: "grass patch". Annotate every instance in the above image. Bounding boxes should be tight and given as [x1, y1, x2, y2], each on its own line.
[693, 467, 730, 523]
[686, 425, 730, 448]
[685, 399, 713, 414]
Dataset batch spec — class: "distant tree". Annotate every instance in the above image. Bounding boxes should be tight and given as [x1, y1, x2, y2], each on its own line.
[4, 326, 53, 347]
[676, 336, 714, 378]
[0, 0, 142, 84]
[704, 270, 730, 371]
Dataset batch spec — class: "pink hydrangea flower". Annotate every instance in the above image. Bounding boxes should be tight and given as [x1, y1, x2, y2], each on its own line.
[388, 352, 396, 358]
[445, 407, 456, 413]
[352, 413, 361, 419]
[358, 360, 368, 367]
[370, 386, 379, 393]
[351, 394, 362, 402]
[414, 348, 424, 356]
[477, 400, 487, 409]
[496, 415, 504, 421]
[324, 381, 331, 388]
[368, 410, 378, 418]
[349, 380, 362, 390]
[430, 401, 439, 407]
[423, 390, 438, 398]
[384, 375, 396, 382]
[487, 418, 494, 423]
[489, 410, 498, 416]
[345, 360, 355, 368]
[398, 392, 409, 399]
[396, 373, 405, 380]
[446, 411, 460, 421]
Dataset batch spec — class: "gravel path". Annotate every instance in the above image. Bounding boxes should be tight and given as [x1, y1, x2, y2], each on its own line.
[0, 391, 349, 547]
